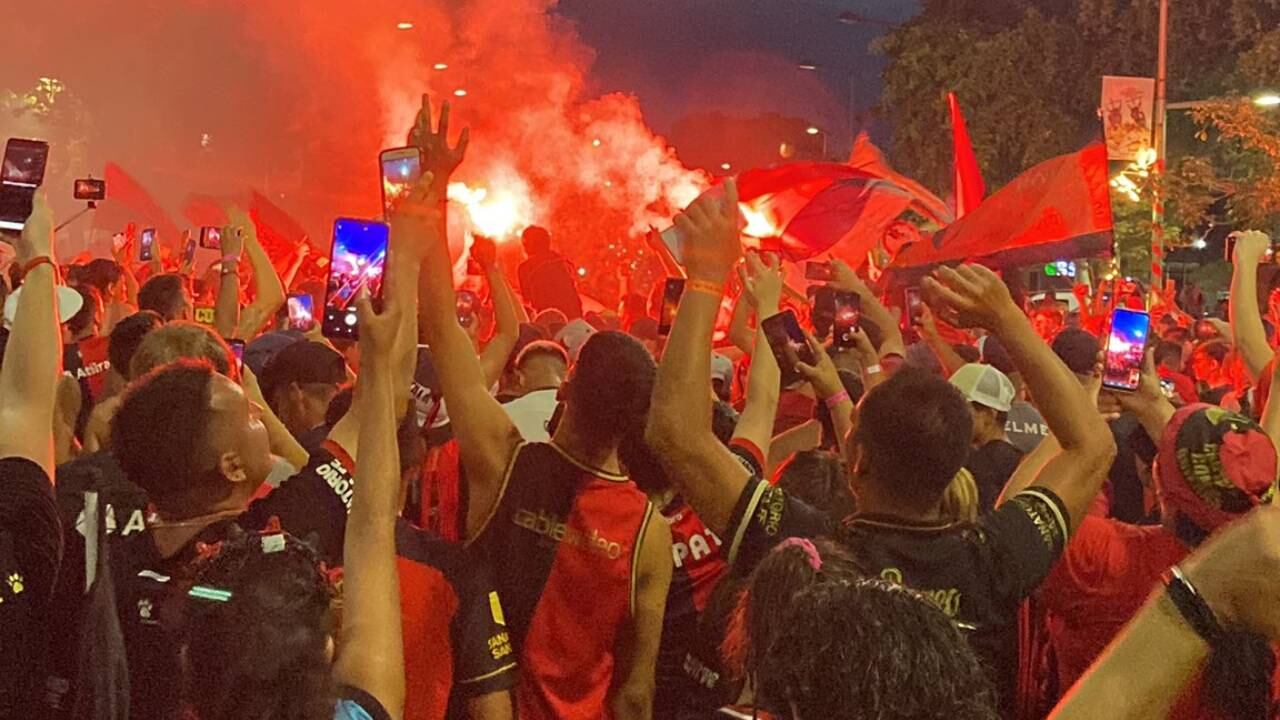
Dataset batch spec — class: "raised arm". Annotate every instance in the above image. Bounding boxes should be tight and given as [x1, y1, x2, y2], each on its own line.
[831, 260, 906, 359]
[235, 208, 287, 339]
[475, 237, 520, 388]
[726, 287, 756, 355]
[1051, 505, 1280, 720]
[646, 180, 751, 536]
[1229, 231, 1273, 382]
[916, 305, 968, 377]
[280, 241, 310, 291]
[409, 97, 521, 541]
[332, 290, 405, 720]
[0, 191, 61, 475]
[732, 254, 781, 456]
[213, 218, 244, 340]
[925, 265, 1116, 533]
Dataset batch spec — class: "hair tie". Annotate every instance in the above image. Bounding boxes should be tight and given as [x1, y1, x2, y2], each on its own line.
[779, 537, 823, 571]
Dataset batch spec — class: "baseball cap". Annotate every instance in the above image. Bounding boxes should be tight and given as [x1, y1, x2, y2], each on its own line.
[258, 340, 347, 402]
[1156, 404, 1278, 544]
[243, 330, 306, 377]
[4, 284, 84, 327]
[711, 353, 734, 388]
[555, 318, 597, 363]
[948, 363, 1015, 413]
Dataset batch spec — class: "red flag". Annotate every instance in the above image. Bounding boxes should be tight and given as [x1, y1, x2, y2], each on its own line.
[93, 163, 183, 249]
[948, 93, 986, 218]
[847, 132, 954, 227]
[890, 143, 1113, 276]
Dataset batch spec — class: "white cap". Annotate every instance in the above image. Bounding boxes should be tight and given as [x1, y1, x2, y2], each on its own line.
[4, 284, 84, 328]
[949, 363, 1015, 413]
[555, 318, 597, 363]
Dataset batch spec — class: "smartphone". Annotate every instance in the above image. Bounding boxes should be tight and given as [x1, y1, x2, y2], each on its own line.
[199, 226, 222, 250]
[810, 285, 835, 340]
[1102, 308, 1150, 392]
[112, 233, 127, 253]
[658, 183, 730, 264]
[456, 289, 479, 328]
[1159, 378, 1177, 401]
[73, 177, 106, 201]
[182, 235, 197, 266]
[139, 228, 156, 262]
[0, 138, 50, 231]
[832, 291, 861, 349]
[904, 287, 923, 327]
[761, 310, 816, 387]
[286, 293, 315, 332]
[658, 278, 686, 336]
[226, 338, 245, 372]
[380, 146, 423, 215]
[805, 261, 834, 282]
[322, 218, 390, 340]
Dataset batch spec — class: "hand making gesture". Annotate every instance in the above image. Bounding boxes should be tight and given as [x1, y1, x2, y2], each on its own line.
[409, 94, 470, 189]
[673, 179, 741, 285]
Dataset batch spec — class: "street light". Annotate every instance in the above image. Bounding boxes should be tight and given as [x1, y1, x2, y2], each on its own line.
[432, 62, 449, 71]
[805, 126, 820, 135]
[837, 11, 896, 28]
[720, 162, 732, 171]
[396, 21, 414, 30]
[797, 61, 818, 71]
[1256, 94, 1280, 107]
[453, 89, 467, 97]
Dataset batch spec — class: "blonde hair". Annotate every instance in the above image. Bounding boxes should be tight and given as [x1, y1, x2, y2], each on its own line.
[129, 321, 235, 380]
[939, 467, 980, 523]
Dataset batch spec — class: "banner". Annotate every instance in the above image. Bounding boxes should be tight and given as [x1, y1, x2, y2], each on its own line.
[948, 92, 986, 218]
[889, 143, 1114, 276]
[1102, 76, 1155, 161]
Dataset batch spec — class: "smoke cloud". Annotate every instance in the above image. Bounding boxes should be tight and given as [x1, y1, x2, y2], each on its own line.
[1, 0, 706, 263]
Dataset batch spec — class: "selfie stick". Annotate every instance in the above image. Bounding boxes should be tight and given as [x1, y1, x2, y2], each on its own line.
[54, 202, 97, 233]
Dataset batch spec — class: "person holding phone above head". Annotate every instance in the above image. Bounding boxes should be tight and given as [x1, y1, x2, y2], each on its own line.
[0, 190, 63, 717]
[647, 187, 1116, 715]
[411, 94, 670, 720]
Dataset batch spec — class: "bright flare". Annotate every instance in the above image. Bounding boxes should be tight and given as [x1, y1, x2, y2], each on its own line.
[448, 181, 534, 239]
[740, 204, 778, 238]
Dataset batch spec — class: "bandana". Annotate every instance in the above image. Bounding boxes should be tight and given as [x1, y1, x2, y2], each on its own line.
[1156, 404, 1278, 543]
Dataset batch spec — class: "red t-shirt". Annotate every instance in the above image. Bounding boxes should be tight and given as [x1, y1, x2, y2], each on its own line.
[1158, 366, 1200, 405]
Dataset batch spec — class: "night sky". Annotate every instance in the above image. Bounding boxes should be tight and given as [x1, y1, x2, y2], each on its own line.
[556, 0, 920, 145]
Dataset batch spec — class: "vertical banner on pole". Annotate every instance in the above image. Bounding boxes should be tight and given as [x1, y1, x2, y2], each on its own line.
[1101, 76, 1156, 161]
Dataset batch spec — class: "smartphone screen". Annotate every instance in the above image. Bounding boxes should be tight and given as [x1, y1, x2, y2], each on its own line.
[1102, 308, 1150, 392]
[74, 178, 106, 200]
[832, 291, 861, 349]
[0, 138, 49, 230]
[182, 236, 197, 265]
[322, 218, 390, 340]
[761, 310, 815, 387]
[1159, 378, 1177, 400]
[380, 147, 423, 215]
[139, 228, 156, 262]
[199, 226, 222, 250]
[904, 287, 923, 327]
[810, 286, 835, 340]
[226, 338, 245, 372]
[658, 278, 686, 336]
[286, 293, 315, 332]
[805, 261, 834, 282]
[456, 289, 479, 328]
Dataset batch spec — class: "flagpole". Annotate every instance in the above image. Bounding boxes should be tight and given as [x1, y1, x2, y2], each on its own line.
[1150, 0, 1169, 300]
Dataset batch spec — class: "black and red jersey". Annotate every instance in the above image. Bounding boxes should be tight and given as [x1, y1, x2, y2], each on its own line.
[63, 335, 111, 438]
[470, 442, 655, 720]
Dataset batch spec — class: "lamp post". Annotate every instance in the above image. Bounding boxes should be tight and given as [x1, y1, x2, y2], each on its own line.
[797, 61, 857, 153]
[1151, 0, 1169, 296]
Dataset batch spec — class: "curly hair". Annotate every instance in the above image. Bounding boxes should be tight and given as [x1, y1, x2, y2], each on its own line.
[183, 528, 336, 720]
[759, 578, 999, 720]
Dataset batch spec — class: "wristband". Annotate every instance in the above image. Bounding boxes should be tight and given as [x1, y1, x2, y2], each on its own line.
[20, 256, 55, 279]
[1162, 565, 1223, 644]
[686, 279, 724, 297]
[220, 254, 242, 266]
[824, 390, 851, 409]
[864, 363, 883, 376]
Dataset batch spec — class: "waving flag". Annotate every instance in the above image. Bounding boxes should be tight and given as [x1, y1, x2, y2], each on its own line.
[93, 163, 182, 248]
[889, 143, 1113, 278]
[847, 132, 953, 227]
[948, 93, 986, 218]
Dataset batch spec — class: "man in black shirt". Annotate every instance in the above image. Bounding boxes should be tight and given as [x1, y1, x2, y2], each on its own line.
[950, 363, 1025, 511]
[646, 184, 1115, 717]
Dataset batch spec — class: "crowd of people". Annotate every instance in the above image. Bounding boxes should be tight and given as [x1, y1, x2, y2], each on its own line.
[4, 94, 1280, 720]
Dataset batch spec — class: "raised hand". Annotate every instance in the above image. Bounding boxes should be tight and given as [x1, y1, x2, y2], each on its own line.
[737, 251, 782, 314]
[470, 234, 497, 273]
[221, 206, 251, 260]
[673, 179, 741, 284]
[829, 258, 871, 298]
[408, 94, 470, 186]
[17, 189, 54, 264]
[921, 264, 1020, 331]
[794, 329, 843, 399]
[388, 171, 440, 260]
[355, 289, 402, 364]
[1231, 230, 1271, 266]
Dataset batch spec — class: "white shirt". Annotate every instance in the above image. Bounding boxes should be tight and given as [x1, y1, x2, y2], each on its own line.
[502, 389, 560, 442]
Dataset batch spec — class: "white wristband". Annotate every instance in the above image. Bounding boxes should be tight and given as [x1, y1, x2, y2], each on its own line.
[864, 363, 882, 376]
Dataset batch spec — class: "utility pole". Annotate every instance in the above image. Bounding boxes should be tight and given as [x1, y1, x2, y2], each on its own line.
[1151, 0, 1169, 297]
